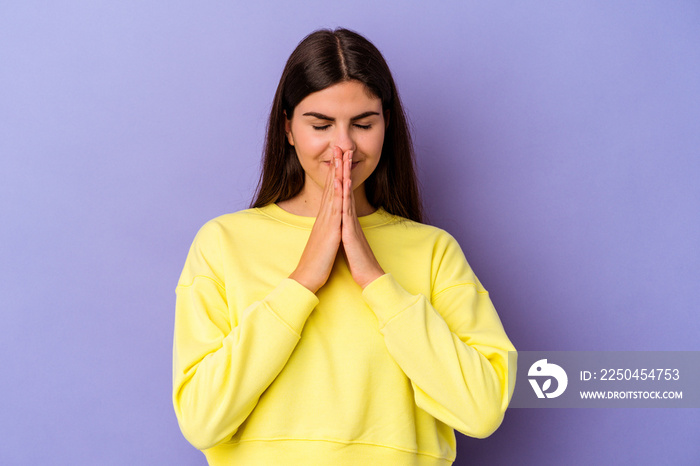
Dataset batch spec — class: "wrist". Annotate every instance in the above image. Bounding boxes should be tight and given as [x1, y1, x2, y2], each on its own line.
[359, 267, 385, 290]
[289, 270, 320, 294]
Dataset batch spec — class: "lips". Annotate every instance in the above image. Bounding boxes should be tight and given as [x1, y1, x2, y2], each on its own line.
[322, 160, 361, 169]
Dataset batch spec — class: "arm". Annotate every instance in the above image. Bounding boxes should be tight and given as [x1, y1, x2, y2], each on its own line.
[361, 238, 517, 438]
[172, 223, 319, 450]
[174, 146, 349, 450]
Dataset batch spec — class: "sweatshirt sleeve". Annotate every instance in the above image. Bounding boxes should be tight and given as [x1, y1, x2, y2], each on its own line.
[361, 233, 516, 439]
[172, 221, 319, 450]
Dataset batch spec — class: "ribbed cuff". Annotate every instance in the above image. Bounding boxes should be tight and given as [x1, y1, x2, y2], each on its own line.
[264, 278, 319, 336]
[361, 273, 417, 327]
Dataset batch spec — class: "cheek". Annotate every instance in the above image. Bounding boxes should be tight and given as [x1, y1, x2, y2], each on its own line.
[293, 128, 326, 154]
[359, 130, 385, 156]
[355, 132, 384, 179]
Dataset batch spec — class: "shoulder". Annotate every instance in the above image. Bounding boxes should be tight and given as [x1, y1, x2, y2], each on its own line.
[376, 209, 461, 250]
[179, 208, 270, 285]
[202, 207, 269, 229]
[378, 210, 482, 290]
[192, 207, 272, 241]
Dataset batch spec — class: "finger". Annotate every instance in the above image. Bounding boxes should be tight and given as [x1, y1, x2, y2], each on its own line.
[335, 146, 343, 184]
[345, 150, 356, 219]
[319, 154, 336, 211]
[341, 149, 348, 210]
[344, 149, 352, 184]
[333, 147, 343, 213]
[322, 146, 340, 207]
[348, 171, 355, 218]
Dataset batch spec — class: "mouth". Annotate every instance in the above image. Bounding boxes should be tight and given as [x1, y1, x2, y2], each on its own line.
[322, 161, 361, 170]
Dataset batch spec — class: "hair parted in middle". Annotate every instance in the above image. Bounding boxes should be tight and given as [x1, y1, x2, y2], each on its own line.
[251, 27, 423, 223]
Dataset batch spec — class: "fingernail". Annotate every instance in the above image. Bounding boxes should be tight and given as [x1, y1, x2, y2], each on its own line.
[334, 159, 339, 168]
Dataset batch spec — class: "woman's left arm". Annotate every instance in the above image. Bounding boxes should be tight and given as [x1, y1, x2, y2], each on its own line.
[361, 264, 517, 439]
[348, 231, 517, 438]
[341, 151, 516, 438]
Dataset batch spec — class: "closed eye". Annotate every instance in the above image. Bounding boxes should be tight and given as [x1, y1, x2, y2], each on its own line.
[313, 124, 372, 130]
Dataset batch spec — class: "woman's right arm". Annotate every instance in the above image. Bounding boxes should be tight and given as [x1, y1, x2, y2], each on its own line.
[173, 149, 345, 451]
[172, 224, 319, 451]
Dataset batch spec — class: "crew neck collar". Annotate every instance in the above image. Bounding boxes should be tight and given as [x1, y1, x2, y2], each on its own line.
[257, 203, 394, 230]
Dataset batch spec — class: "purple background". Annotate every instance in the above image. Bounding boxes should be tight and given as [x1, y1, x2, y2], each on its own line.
[1, 1, 698, 465]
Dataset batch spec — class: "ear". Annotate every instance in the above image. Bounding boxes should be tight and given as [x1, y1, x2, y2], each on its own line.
[284, 110, 295, 146]
[383, 109, 390, 130]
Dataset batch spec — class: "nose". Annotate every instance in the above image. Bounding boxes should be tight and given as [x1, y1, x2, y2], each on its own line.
[334, 125, 356, 153]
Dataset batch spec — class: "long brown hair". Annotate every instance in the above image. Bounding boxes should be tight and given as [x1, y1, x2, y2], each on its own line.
[250, 28, 423, 223]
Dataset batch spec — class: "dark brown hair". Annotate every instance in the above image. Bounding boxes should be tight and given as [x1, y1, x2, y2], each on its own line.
[250, 28, 423, 223]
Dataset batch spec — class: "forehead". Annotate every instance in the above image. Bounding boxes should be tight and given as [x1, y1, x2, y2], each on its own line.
[295, 81, 382, 115]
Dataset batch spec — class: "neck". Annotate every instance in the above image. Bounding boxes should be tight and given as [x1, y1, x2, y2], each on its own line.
[277, 183, 376, 217]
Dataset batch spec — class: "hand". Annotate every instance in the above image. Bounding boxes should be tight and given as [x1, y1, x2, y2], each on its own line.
[288, 147, 344, 293]
[340, 148, 385, 289]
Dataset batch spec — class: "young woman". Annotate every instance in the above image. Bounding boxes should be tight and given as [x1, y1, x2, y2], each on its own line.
[173, 28, 516, 466]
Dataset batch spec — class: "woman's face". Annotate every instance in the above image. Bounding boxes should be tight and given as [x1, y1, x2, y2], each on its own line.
[285, 80, 387, 195]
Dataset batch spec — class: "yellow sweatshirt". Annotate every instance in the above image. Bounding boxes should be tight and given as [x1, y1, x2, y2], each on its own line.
[173, 204, 516, 465]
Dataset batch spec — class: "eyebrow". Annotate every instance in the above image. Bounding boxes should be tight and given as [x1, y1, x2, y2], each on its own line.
[302, 111, 380, 121]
